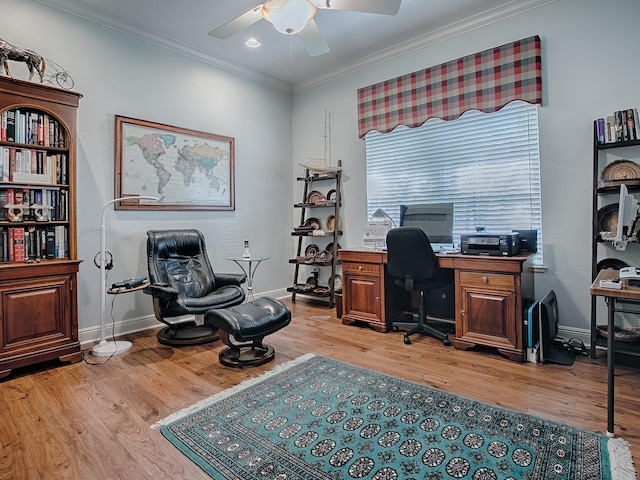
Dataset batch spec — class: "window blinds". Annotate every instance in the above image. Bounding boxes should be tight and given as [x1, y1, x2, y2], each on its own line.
[366, 101, 542, 257]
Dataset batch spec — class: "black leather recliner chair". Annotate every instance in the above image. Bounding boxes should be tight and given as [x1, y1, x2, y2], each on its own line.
[143, 229, 246, 346]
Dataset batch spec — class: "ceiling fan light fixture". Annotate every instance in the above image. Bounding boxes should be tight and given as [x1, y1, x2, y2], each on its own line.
[262, 0, 317, 35]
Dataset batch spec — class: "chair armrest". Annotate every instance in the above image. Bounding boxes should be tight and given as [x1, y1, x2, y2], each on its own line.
[143, 283, 179, 299]
[215, 272, 247, 286]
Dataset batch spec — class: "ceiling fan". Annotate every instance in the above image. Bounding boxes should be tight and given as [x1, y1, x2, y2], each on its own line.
[208, 0, 402, 57]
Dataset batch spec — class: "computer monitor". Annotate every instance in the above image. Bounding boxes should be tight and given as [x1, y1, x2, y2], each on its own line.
[399, 203, 454, 243]
[615, 184, 638, 245]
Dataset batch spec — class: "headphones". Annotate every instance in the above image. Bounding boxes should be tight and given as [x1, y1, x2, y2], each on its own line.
[93, 251, 114, 270]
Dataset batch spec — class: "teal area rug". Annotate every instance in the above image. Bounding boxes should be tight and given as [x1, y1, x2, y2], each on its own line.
[154, 354, 635, 479]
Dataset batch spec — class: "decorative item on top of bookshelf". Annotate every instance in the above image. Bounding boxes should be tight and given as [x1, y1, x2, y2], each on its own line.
[0, 36, 46, 83]
[115, 115, 235, 211]
[595, 107, 640, 144]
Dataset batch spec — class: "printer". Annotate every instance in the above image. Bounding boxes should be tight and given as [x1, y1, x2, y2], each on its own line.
[460, 232, 520, 256]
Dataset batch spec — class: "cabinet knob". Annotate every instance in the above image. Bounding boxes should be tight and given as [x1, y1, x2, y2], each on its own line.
[376, 297, 380, 302]
[482, 276, 488, 284]
[461, 310, 465, 316]
[358, 265, 363, 270]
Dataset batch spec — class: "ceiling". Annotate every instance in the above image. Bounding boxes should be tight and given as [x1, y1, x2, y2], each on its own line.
[34, 0, 548, 92]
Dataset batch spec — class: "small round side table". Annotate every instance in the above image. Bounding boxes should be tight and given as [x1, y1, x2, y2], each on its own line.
[226, 256, 269, 301]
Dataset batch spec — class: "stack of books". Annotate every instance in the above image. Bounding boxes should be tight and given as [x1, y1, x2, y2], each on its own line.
[596, 108, 640, 144]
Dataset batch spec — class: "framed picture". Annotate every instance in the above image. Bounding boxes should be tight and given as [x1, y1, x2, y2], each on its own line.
[115, 115, 235, 210]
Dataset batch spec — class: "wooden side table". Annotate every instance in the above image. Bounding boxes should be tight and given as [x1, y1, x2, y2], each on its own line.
[589, 269, 640, 437]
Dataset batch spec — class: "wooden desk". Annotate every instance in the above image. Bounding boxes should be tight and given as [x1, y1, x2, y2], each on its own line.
[589, 269, 640, 437]
[339, 249, 534, 362]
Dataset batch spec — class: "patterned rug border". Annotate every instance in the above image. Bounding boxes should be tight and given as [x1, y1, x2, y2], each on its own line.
[152, 353, 636, 479]
[151, 353, 317, 429]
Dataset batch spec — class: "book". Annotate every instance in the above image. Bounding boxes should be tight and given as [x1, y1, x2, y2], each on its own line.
[37, 113, 44, 145]
[614, 111, 624, 142]
[7, 228, 13, 261]
[6, 109, 15, 142]
[626, 108, 637, 141]
[1, 228, 7, 262]
[26, 225, 36, 260]
[596, 118, 605, 144]
[2, 146, 8, 181]
[12, 227, 24, 262]
[0, 190, 6, 221]
[45, 226, 56, 259]
[606, 115, 614, 143]
[29, 112, 38, 144]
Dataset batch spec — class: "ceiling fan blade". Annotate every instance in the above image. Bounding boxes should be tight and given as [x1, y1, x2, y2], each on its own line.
[208, 5, 264, 39]
[298, 19, 330, 57]
[324, 0, 401, 15]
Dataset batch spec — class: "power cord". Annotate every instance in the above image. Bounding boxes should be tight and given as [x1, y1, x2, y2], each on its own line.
[553, 337, 589, 356]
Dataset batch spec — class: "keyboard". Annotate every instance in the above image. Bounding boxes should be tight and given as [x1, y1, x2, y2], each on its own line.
[432, 244, 461, 254]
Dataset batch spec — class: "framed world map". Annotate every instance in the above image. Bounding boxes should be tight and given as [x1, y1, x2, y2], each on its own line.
[114, 115, 235, 210]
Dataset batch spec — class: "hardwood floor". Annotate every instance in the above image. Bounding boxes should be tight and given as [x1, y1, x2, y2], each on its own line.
[0, 299, 638, 479]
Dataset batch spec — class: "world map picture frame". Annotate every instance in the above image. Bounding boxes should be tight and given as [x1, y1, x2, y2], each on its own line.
[114, 115, 235, 210]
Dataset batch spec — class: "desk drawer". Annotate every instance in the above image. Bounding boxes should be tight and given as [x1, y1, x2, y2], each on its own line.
[343, 262, 380, 275]
[459, 271, 514, 289]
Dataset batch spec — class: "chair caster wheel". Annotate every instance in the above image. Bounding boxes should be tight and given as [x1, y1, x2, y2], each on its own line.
[443, 338, 451, 346]
[403, 336, 411, 345]
[392, 326, 399, 332]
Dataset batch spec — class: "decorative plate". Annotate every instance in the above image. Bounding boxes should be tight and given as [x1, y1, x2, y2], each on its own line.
[332, 274, 343, 293]
[326, 242, 342, 253]
[325, 214, 336, 232]
[327, 189, 337, 202]
[306, 190, 323, 204]
[601, 159, 640, 181]
[305, 244, 319, 259]
[597, 204, 619, 234]
[304, 217, 321, 230]
[316, 250, 332, 263]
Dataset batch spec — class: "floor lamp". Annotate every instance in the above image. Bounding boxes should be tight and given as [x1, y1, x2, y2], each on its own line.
[92, 195, 159, 357]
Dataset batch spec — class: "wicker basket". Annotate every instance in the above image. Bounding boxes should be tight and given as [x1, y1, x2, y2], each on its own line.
[596, 325, 640, 342]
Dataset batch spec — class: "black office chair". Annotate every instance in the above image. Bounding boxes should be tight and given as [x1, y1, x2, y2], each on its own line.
[387, 227, 453, 346]
[144, 229, 247, 346]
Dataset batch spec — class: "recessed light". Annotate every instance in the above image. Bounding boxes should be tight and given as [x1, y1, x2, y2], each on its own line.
[245, 38, 261, 48]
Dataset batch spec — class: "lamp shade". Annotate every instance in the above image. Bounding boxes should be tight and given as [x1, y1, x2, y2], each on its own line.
[372, 208, 389, 219]
[262, 0, 317, 35]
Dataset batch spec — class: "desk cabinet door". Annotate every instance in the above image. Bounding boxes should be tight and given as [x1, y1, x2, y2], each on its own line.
[343, 271, 383, 324]
[457, 272, 518, 350]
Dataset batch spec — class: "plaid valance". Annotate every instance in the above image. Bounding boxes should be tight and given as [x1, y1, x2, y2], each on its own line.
[357, 35, 542, 138]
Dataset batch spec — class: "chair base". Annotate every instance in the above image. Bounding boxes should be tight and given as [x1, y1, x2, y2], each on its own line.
[396, 322, 451, 346]
[156, 321, 220, 346]
[205, 297, 291, 368]
[219, 343, 275, 368]
[392, 318, 452, 346]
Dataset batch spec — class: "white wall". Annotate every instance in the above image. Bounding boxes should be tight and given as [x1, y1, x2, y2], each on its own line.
[4, 0, 294, 336]
[6, 0, 640, 339]
[292, 0, 640, 333]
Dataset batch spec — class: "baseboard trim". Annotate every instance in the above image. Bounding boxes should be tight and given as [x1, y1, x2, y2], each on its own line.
[80, 288, 290, 348]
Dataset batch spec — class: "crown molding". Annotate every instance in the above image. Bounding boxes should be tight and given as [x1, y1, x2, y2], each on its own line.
[34, 0, 293, 93]
[292, 0, 557, 93]
[35, 0, 556, 95]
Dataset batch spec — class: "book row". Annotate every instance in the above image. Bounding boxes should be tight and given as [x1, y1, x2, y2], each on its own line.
[0, 187, 68, 222]
[596, 107, 640, 144]
[0, 108, 67, 148]
[0, 147, 67, 184]
[0, 225, 68, 262]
